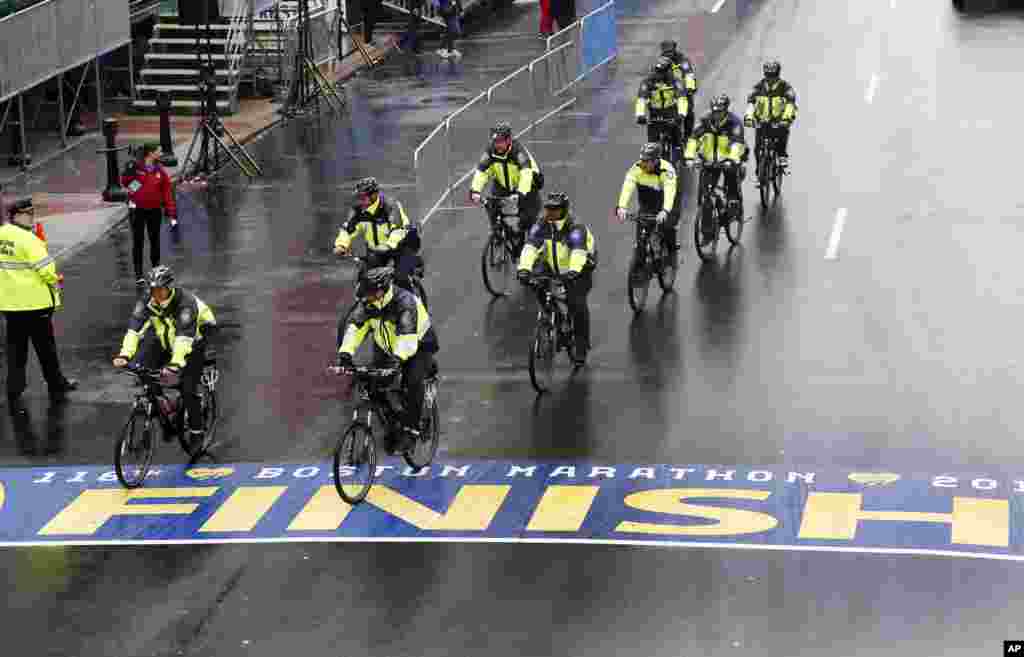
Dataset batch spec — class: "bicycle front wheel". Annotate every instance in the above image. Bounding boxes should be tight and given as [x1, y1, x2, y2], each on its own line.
[627, 248, 652, 313]
[334, 423, 377, 505]
[759, 154, 774, 209]
[404, 394, 440, 470]
[725, 199, 744, 245]
[481, 234, 515, 297]
[528, 320, 557, 394]
[695, 199, 718, 261]
[115, 410, 157, 489]
[655, 234, 678, 291]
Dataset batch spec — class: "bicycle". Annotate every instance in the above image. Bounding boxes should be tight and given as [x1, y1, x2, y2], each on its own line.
[649, 116, 682, 167]
[329, 363, 440, 504]
[525, 273, 578, 394]
[626, 212, 677, 313]
[481, 194, 525, 297]
[690, 159, 745, 261]
[753, 120, 789, 209]
[114, 359, 220, 488]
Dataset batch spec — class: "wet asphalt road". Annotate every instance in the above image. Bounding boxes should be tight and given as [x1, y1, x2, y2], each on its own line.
[4, 0, 1024, 655]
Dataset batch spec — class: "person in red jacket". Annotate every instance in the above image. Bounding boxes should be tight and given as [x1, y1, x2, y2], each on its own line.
[121, 143, 177, 286]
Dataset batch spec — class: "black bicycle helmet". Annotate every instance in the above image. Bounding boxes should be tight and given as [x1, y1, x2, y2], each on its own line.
[640, 142, 662, 162]
[491, 121, 513, 140]
[543, 191, 570, 213]
[354, 177, 380, 196]
[360, 266, 394, 295]
[146, 265, 175, 288]
[763, 60, 781, 78]
[659, 40, 677, 56]
[710, 93, 731, 113]
[652, 56, 672, 77]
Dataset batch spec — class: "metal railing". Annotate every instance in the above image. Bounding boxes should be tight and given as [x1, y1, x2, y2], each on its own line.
[413, 0, 617, 224]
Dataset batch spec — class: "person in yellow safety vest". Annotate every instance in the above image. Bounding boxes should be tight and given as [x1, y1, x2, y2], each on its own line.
[331, 266, 439, 455]
[469, 121, 545, 238]
[0, 196, 77, 412]
[636, 57, 689, 164]
[744, 60, 797, 169]
[615, 142, 680, 264]
[658, 40, 698, 142]
[683, 93, 748, 245]
[517, 192, 597, 366]
[333, 176, 422, 294]
[113, 265, 217, 452]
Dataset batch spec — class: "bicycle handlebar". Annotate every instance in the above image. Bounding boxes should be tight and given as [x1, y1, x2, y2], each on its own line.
[483, 195, 520, 217]
[626, 213, 660, 223]
[330, 365, 399, 379]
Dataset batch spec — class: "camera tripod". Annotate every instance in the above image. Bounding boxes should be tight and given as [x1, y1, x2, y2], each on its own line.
[282, 0, 349, 117]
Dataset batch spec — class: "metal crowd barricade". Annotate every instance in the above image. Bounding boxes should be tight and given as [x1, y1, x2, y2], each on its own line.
[413, 0, 618, 224]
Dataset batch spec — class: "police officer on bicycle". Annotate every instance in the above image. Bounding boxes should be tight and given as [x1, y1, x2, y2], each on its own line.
[112, 266, 217, 452]
[469, 121, 545, 239]
[334, 177, 422, 294]
[636, 57, 689, 163]
[334, 267, 439, 454]
[615, 142, 680, 264]
[517, 192, 598, 366]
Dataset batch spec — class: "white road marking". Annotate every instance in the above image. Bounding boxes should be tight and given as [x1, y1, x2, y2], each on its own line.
[825, 208, 848, 260]
[890, 0, 896, 8]
[6, 536, 1024, 564]
[711, 0, 727, 13]
[865, 73, 880, 104]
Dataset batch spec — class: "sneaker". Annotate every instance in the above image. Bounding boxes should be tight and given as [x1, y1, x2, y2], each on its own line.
[170, 219, 179, 230]
[187, 429, 205, 454]
[437, 48, 450, 58]
[449, 49, 462, 59]
[136, 277, 147, 287]
[778, 155, 789, 168]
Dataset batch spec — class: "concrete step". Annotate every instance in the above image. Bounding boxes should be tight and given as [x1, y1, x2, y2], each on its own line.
[136, 84, 236, 93]
[131, 99, 233, 110]
[150, 37, 234, 46]
[139, 68, 237, 78]
[144, 53, 241, 62]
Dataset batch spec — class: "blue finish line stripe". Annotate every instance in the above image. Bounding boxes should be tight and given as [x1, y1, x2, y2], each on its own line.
[1, 459, 1023, 561]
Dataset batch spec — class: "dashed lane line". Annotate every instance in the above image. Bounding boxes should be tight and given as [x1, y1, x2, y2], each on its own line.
[825, 208, 848, 260]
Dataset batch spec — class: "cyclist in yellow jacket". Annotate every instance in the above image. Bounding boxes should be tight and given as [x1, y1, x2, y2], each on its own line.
[658, 40, 698, 142]
[635, 57, 689, 164]
[615, 142, 680, 262]
[744, 60, 797, 169]
[517, 192, 597, 365]
[683, 93, 747, 244]
[469, 121, 544, 237]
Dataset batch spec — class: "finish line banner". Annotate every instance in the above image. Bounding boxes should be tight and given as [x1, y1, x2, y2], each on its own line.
[1, 460, 1024, 559]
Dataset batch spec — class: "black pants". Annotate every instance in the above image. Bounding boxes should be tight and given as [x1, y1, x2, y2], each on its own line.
[133, 333, 208, 432]
[565, 269, 592, 358]
[647, 118, 682, 159]
[4, 309, 66, 400]
[361, 0, 380, 42]
[402, 0, 422, 52]
[372, 342, 437, 431]
[130, 207, 163, 279]
[757, 125, 790, 158]
[491, 187, 540, 236]
[551, 0, 575, 29]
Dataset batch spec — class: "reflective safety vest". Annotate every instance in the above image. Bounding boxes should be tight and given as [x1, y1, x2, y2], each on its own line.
[666, 53, 698, 94]
[340, 286, 437, 361]
[334, 196, 410, 253]
[471, 141, 541, 196]
[684, 112, 747, 163]
[617, 159, 678, 213]
[517, 217, 597, 275]
[635, 78, 688, 118]
[745, 79, 798, 123]
[0, 223, 61, 312]
[119, 288, 216, 368]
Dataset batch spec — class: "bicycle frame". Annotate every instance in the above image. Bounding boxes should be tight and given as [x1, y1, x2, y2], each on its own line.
[532, 276, 572, 337]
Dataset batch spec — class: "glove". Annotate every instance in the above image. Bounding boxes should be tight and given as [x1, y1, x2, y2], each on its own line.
[636, 116, 647, 126]
[335, 352, 354, 369]
[469, 191, 482, 204]
[113, 356, 129, 368]
[517, 270, 532, 285]
[615, 207, 628, 223]
[655, 210, 669, 224]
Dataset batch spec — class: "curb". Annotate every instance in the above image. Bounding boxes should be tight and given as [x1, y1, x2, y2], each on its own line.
[48, 42, 399, 267]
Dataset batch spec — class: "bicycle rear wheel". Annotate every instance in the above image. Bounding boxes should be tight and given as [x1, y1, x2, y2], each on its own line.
[759, 153, 774, 209]
[115, 410, 157, 489]
[627, 249, 651, 313]
[334, 422, 377, 504]
[528, 320, 557, 394]
[481, 234, 515, 297]
[404, 393, 440, 470]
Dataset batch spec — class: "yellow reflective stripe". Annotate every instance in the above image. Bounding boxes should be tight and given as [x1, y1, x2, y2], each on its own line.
[518, 243, 539, 271]
[470, 170, 489, 193]
[685, 75, 697, 92]
[171, 336, 193, 368]
[340, 321, 368, 354]
[393, 335, 418, 361]
[334, 228, 352, 249]
[635, 97, 647, 117]
[618, 172, 637, 208]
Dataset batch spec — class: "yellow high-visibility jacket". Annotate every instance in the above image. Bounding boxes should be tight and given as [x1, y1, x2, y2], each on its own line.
[0, 223, 61, 312]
